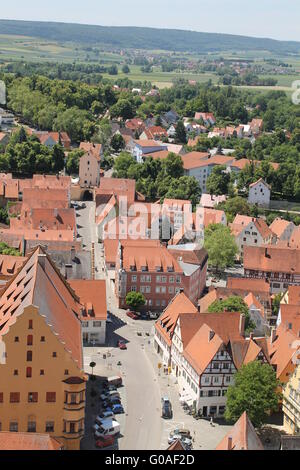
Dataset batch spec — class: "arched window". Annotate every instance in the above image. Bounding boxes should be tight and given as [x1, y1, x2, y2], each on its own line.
[27, 351, 32, 362]
[26, 367, 32, 378]
[27, 335, 33, 346]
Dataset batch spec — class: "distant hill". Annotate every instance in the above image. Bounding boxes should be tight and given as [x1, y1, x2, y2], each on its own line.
[0, 19, 300, 54]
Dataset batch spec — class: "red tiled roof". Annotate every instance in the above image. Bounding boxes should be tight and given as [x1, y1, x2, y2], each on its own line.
[270, 218, 294, 239]
[0, 432, 63, 450]
[216, 412, 264, 450]
[0, 247, 83, 368]
[183, 153, 234, 170]
[244, 245, 300, 275]
[155, 291, 198, 346]
[69, 280, 107, 321]
[227, 277, 270, 294]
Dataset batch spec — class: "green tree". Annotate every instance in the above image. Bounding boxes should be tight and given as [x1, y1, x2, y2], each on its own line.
[65, 149, 84, 175]
[175, 120, 187, 144]
[164, 176, 201, 207]
[0, 208, 9, 225]
[122, 64, 130, 74]
[204, 224, 238, 271]
[110, 99, 135, 120]
[225, 361, 281, 428]
[125, 292, 146, 311]
[206, 165, 231, 196]
[51, 144, 65, 173]
[0, 242, 21, 256]
[113, 152, 136, 178]
[208, 296, 255, 333]
[111, 134, 125, 152]
[218, 196, 252, 223]
[161, 153, 184, 179]
[108, 65, 118, 75]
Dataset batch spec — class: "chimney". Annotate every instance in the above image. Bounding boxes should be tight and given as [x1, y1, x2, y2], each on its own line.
[270, 327, 276, 344]
[208, 330, 215, 342]
[227, 437, 233, 451]
[239, 314, 245, 336]
[65, 263, 73, 280]
[38, 253, 47, 271]
[21, 237, 26, 256]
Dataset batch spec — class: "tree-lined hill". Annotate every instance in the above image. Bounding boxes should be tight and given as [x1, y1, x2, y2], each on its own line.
[0, 19, 300, 54]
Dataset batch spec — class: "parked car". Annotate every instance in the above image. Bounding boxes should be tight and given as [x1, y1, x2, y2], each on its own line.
[94, 419, 120, 438]
[139, 312, 150, 320]
[101, 391, 120, 401]
[103, 397, 122, 408]
[118, 340, 127, 350]
[148, 311, 159, 320]
[162, 399, 172, 419]
[168, 435, 193, 448]
[112, 404, 124, 414]
[107, 385, 117, 392]
[103, 376, 123, 388]
[95, 435, 115, 449]
[98, 411, 114, 420]
[169, 428, 191, 440]
[126, 311, 139, 320]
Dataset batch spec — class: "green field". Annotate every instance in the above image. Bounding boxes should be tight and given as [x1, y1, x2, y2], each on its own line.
[0, 33, 299, 92]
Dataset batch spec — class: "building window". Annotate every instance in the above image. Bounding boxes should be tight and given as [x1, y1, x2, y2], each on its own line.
[130, 286, 137, 292]
[93, 321, 102, 327]
[14, 337, 19, 342]
[131, 275, 137, 283]
[176, 276, 181, 284]
[10, 422, 18, 432]
[46, 422, 55, 433]
[28, 320, 33, 330]
[70, 393, 77, 404]
[52, 352, 57, 358]
[46, 392, 56, 403]
[28, 392, 38, 403]
[27, 335, 33, 346]
[82, 322, 88, 328]
[10, 392, 20, 403]
[27, 351, 32, 362]
[0, 393, 3, 403]
[69, 422, 76, 434]
[40, 370, 45, 376]
[65, 370, 69, 376]
[41, 336, 45, 342]
[27, 421, 36, 433]
[14, 370, 18, 376]
[26, 367, 32, 378]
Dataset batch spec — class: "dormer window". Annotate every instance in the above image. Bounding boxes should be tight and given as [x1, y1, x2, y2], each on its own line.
[130, 265, 136, 272]
[141, 266, 147, 272]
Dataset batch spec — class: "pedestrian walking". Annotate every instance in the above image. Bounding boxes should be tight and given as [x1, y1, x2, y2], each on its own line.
[210, 416, 214, 426]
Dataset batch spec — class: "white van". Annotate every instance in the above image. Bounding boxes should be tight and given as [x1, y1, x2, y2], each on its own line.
[94, 419, 120, 438]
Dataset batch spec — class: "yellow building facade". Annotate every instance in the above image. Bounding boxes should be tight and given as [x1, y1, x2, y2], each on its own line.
[283, 364, 300, 435]
[0, 248, 86, 450]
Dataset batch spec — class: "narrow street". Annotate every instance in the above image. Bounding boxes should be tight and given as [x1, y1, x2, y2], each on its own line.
[76, 201, 163, 450]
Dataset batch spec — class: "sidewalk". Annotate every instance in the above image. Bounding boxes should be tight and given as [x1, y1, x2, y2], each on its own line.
[143, 339, 232, 450]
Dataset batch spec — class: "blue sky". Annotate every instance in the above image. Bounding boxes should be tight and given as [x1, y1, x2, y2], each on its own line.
[1, 0, 299, 41]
